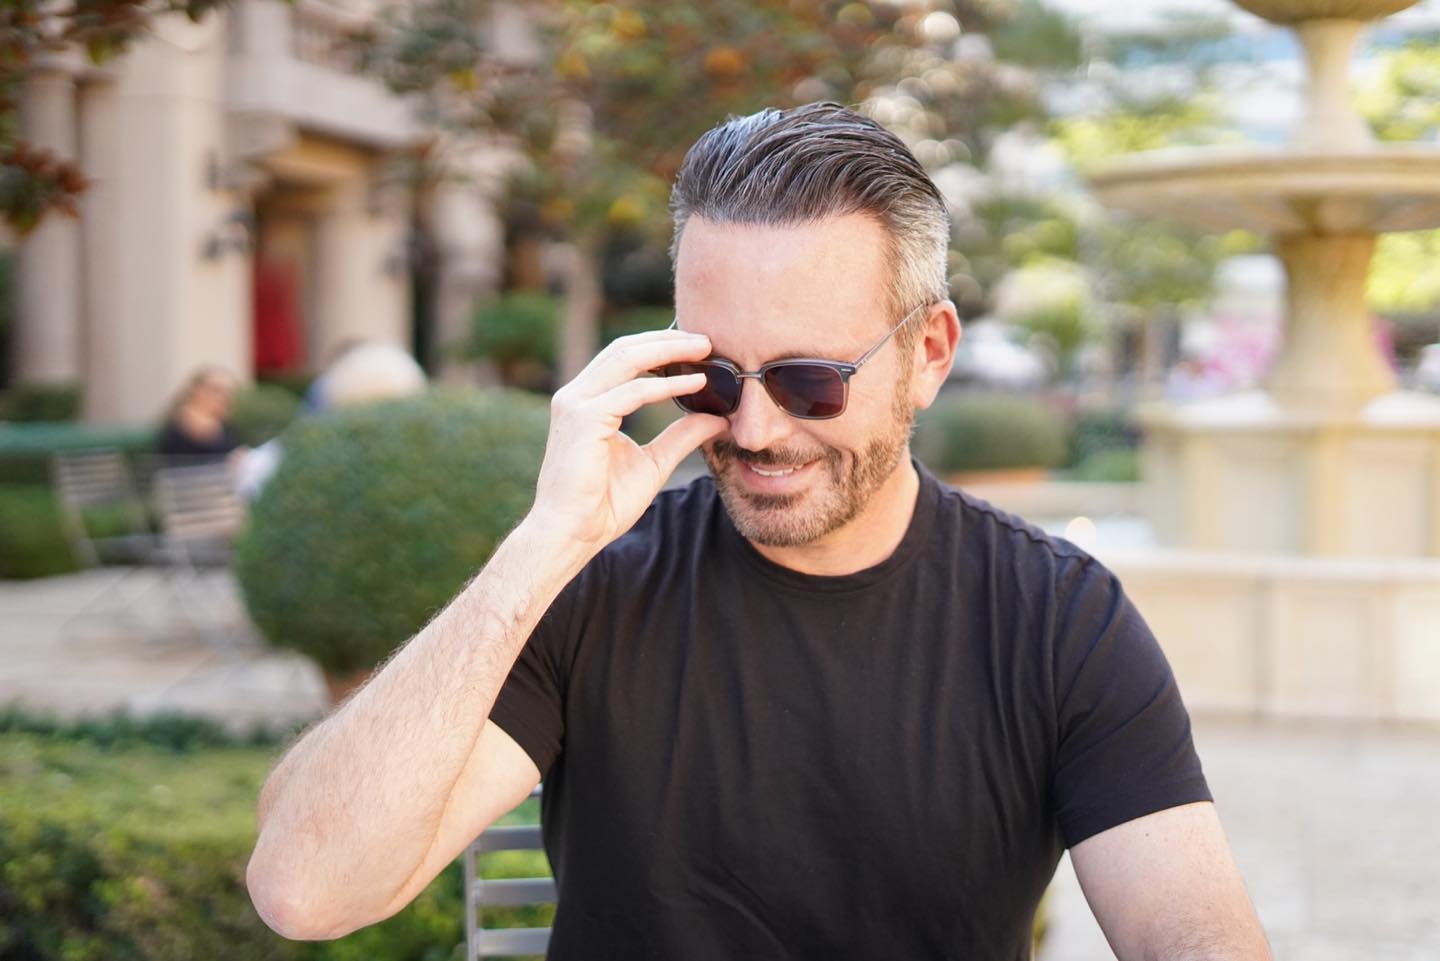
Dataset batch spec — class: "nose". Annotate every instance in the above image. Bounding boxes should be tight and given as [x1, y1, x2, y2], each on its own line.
[726, 376, 793, 452]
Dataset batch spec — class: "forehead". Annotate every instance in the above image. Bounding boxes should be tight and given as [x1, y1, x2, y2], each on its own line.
[673, 213, 891, 356]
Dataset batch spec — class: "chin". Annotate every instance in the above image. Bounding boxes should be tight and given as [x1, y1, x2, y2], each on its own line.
[713, 461, 866, 548]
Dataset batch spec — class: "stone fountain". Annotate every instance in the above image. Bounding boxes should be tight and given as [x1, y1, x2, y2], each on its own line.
[1081, 0, 1440, 720]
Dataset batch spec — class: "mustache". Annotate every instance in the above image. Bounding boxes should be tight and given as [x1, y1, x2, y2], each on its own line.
[707, 439, 829, 468]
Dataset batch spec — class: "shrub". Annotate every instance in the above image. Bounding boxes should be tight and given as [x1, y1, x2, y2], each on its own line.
[231, 383, 303, 447]
[913, 391, 1068, 474]
[0, 705, 296, 752]
[0, 731, 474, 961]
[257, 371, 316, 400]
[0, 382, 83, 422]
[1068, 447, 1141, 483]
[0, 484, 77, 578]
[465, 291, 559, 388]
[235, 389, 549, 677]
[603, 305, 674, 347]
[1067, 406, 1139, 470]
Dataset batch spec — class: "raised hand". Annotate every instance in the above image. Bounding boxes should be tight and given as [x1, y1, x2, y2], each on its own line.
[529, 328, 727, 552]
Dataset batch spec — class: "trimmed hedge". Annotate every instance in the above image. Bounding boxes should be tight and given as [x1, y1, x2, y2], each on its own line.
[0, 484, 79, 578]
[0, 705, 295, 752]
[0, 382, 83, 422]
[0, 713, 549, 961]
[0, 484, 143, 580]
[0, 732, 475, 961]
[913, 391, 1069, 474]
[235, 388, 549, 676]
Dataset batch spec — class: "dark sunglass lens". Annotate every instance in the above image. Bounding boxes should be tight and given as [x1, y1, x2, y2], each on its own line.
[665, 363, 740, 416]
[765, 364, 845, 418]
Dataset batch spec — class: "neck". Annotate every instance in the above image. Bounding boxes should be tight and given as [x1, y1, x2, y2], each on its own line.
[749, 457, 920, 577]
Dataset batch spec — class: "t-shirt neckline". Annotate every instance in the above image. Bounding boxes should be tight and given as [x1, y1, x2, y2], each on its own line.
[714, 458, 944, 595]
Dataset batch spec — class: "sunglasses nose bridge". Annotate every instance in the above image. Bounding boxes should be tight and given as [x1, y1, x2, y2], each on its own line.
[726, 369, 796, 451]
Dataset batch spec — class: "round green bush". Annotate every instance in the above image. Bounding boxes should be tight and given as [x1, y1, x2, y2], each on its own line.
[234, 388, 550, 676]
[913, 391, 1069, 474]
[466, 291, 559, 370]
[230, 382, 302, 447]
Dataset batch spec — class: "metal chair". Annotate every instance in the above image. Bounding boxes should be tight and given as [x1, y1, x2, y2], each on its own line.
[149, 461, 252, 655]
[49, 449, 166, 636]
[463, 790, 554, 959]
[150, 462, 245, 567]
[50, 448, 158, 567]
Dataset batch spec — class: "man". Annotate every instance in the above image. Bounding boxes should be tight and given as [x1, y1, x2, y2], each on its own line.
[247, 103, 1271, 960]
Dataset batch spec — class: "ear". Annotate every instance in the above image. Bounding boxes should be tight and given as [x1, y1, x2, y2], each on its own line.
[910, 301, 961, 411]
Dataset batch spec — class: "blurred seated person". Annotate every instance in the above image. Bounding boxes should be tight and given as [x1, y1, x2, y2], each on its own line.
[157, 366, 247, 465]
[234, 343, 427, 500]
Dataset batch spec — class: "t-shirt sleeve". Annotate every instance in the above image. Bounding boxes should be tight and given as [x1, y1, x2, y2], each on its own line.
[488, 572, 583, 779]
[1049, 559, 1212, 848]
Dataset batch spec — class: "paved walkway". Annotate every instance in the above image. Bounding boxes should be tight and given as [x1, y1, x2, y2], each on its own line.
[0, 568, 327, 733]
[3, 569, 1438, 959]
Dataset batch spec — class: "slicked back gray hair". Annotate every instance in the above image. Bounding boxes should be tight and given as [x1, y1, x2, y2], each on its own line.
[669, 102, 950, 347]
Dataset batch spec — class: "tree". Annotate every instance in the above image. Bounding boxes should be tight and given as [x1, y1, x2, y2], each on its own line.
[0, 0, 229, 234]
[1358, 38, 1440, 320]
[360, 0, 1058, 377]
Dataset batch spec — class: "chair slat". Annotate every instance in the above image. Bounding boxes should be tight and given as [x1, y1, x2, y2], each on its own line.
[473, 876, 555, 907]
[476, 927, 551, 955]
[475, 824, 544, 853]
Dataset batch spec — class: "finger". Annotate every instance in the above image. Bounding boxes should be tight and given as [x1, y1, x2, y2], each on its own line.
[588, 372, 708, 420]
[644, 412, 727, 479]
[569, 333, 712, 401]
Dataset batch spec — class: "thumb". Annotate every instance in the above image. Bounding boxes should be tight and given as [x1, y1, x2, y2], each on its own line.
[644, 413, 727, 479]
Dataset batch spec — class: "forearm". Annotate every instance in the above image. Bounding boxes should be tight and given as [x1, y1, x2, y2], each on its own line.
[247, 515, 591, 933]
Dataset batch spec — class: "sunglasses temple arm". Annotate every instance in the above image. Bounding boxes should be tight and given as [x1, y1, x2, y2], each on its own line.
[853, 303, 926, 369]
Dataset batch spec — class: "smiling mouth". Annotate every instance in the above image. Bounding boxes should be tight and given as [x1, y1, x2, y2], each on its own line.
[744, 460, 815, 478]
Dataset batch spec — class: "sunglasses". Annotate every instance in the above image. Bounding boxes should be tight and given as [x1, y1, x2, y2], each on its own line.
[659, 304, 928, 420]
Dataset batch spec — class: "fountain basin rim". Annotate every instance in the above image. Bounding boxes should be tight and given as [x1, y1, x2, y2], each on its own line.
[1134, 390, 1440, 433]
[1092, 143, 1440, 189]
[1230, 0, 1420, 24]
[1092, 146, 1440, 232]
[1099, 544, 1440, 582]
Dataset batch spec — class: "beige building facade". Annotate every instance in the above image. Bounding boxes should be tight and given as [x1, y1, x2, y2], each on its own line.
[13, 0, 511, 423]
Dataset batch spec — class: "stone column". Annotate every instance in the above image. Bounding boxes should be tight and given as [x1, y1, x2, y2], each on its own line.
[14, 71, 83, 386]
[1266, 231, 1395, 411]
[1293, 19, 1372, 150]
[313, 175, 410, 362]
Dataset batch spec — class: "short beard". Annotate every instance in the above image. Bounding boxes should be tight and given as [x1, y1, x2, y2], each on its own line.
[704, 371, 915, 548]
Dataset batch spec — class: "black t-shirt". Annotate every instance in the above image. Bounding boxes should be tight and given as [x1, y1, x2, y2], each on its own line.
[491, 463, 1210, 960]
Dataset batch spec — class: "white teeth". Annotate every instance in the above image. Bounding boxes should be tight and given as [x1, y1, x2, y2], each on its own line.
[749, 465, 797, 477]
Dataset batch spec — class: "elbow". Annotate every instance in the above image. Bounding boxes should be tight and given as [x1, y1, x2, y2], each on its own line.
[246, 846, 357, 942]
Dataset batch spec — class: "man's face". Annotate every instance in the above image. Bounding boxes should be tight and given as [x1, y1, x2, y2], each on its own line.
[673, 213, 917, 548]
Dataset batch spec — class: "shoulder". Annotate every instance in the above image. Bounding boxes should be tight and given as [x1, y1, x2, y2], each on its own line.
[930, 476, 1110, 595]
